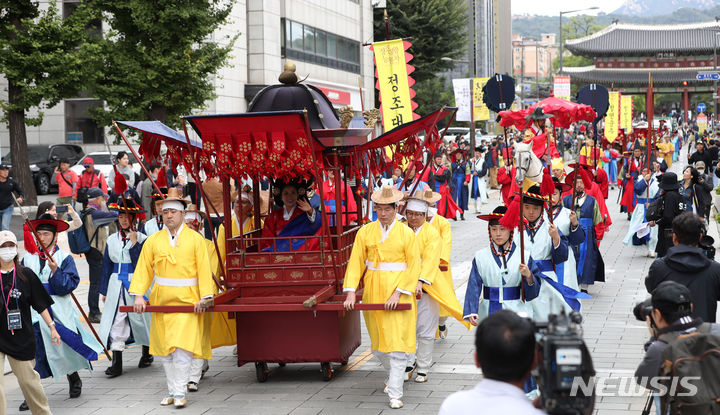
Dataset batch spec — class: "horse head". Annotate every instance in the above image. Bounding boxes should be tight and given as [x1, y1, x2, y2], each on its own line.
[513, 141, 544, 186]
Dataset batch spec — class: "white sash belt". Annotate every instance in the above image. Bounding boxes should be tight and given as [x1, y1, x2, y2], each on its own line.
[365, 260, 407, 271]
[154, 275, 198, 287]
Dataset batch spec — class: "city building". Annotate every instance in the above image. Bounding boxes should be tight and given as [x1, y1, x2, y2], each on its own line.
[0, 0, 375, 151]
[512, 33, 557, 79]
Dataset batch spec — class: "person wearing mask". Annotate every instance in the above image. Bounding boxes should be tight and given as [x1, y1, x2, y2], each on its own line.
[53, 158, 78, 206]
[692, 161, 713, 222]
[0, 230, 57, 415]
[21, 215, 104, 408]
[99, 196, 152, 378]
[130, 188, 215, 408]
[645, 212, 720, 323]
[343, 185, 420, 409]
[439, 310, 546, 415]
[82, 187, 118, 323]
[648, 172, 687, 258]
[0, 165, 23, 231]
[77, 158, 108, 204]
[107, 151, 136, 193]
[688, 140, 712, 170]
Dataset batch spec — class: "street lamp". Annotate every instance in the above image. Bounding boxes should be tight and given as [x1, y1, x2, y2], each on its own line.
[441, 56, 477, 156]
[559, 7, 599, 74]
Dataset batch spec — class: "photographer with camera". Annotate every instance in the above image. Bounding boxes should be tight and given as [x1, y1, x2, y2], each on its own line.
[645, 212, 720, 323]
[634, 281, 720, 414]
[439, 310, 545, 415]
[648, 172, 686, 257]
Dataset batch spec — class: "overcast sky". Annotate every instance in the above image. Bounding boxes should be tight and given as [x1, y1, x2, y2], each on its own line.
[511, 0, 626, 16]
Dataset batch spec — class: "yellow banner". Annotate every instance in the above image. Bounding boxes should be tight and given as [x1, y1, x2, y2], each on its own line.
[604, 92, 620, 143]
[620, 95, 633, 133]
[472, 77, 490, 121]
[373, 39, 414, 131]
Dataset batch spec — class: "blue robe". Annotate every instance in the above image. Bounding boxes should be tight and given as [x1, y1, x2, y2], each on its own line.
[463, 242, 541, 321]
[563, 194, 605, 285]
[470, 158, 487, 202]
[603, 149, 618, 183]
[23, 249, 104, 380]
[623, 176, 660, 249]
[99, 231, 151, 349]
[552, 206, 586, 293]
[451, 161, 469, 211]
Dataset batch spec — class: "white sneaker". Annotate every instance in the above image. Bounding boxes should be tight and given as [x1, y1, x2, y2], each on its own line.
[414, 372, 428, 383]
[160, 396, 174, 406]
[648, 250, 657, 258]
[174, 395, 187, 408]
[187, 381, 199, 392]
[383, 384, 389, 394]
[389, 399, 404, 409]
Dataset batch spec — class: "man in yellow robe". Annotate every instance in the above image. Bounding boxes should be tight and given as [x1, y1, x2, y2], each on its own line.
[426, 204, 453, 338]
[130, 189, 215, 408]
[343, 185, 420, 409]
[405, 191, 470, 383]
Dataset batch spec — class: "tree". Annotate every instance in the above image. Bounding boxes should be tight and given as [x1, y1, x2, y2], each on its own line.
[0, 1, 100, 204]
[553, 15, 602, 72]
[89, 0, 237, 130]
[373, 0, 467, 116]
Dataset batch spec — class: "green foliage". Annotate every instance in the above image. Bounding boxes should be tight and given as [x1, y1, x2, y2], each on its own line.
[512, 5, 720, 38]
[89, 0, 237, 129]
[552, 15, 601, 72]
[633, 95, 646, 113]
[414, 76, 454, 120]
[374, 0, 468, 83]
[0, 0, 101, 126]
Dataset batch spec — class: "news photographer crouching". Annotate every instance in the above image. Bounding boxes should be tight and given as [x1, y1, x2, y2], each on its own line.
[645, 212, 720, 323]
[439, 310, 545, 415]
[634, 281, 720, 414]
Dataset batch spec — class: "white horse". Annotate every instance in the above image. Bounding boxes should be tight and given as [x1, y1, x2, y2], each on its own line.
[513, 141, 544, 186]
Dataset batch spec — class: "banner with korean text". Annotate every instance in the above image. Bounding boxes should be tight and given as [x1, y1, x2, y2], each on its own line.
[620, 95, 633, 133]
[473, 77, 490, 121]
[370, 39, 418, 131]
[604, 92, 620, 143]
[553, 76, 571, 101]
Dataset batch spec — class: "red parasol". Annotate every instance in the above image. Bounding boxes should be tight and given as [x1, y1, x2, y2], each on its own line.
[499, 97, 597, 130]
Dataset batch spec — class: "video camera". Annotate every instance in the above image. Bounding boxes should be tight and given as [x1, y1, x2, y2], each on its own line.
[699, 234, 715, 261]
[533, 310, 595, 415]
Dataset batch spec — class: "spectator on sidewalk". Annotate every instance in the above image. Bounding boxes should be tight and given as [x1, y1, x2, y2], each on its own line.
[53, 158, 78, 206]
[107, 151, 136, 192]
[78, 158, 108, 205]
[82, 187, 117, 323]
[0, 165, 23, 231]
[646, 212, 720, 323]
[141, 164, 162, 214]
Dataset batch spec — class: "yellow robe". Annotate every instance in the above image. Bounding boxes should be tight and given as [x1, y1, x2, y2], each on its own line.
[344, 220, 419, 353]
[658, 141, 674, 167]
[199, 238, 237, 348]
[130, 225, 215, 359]
[418, 221, 470, 329]
[428, 214, 453, 318]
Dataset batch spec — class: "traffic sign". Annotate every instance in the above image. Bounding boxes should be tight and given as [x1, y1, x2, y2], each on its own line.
[698, 103, 706, 113]
[697, 72, 720, 81]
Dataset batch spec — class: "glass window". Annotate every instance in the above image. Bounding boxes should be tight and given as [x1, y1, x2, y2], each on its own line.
[65, 99, 104, 144]
[316, 30, 327, 56]
[283, 19, 291, 47]
[337, 38, 348, 61]
[303, 26, 315, 53]
[327, 34, 337, 58]
[291, 21, 303, 50]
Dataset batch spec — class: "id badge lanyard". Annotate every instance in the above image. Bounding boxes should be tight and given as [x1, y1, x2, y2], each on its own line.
[1, 268, 17, 335]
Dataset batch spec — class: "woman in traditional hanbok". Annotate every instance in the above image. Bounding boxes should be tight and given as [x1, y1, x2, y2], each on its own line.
[260, 178, 322, 252]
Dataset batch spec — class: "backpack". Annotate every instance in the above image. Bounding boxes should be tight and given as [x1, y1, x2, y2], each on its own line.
[67, 209, 101, 254]
[658, 322, 720, 415]
[646, 197, 665, 222]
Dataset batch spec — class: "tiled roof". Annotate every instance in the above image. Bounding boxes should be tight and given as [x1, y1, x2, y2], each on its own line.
[566, 21, 720, 56]
[561, 65, 716, 85]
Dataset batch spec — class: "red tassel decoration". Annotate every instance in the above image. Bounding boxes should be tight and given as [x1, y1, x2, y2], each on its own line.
[23, 223, 38, 255]
[155, 166, 168, 189]
[540, 167, 555, 197]
[499, 198, 520, 231]
[113, 166, 128, 195]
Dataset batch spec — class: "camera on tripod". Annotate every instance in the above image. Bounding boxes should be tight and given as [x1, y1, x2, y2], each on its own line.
[533, 310, 595, 415]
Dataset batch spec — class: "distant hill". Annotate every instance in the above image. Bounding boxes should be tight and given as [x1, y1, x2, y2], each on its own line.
[512, 4, 720, 39]
[613, 0, 717, 16]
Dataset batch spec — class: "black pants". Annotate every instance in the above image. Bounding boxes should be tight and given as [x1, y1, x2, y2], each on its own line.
[85, 247, 103, 315]
[656, 228, 673, 258]
[204, 216, 223, 240]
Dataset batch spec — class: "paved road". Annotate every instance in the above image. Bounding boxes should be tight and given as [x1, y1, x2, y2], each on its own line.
[2, 149, 715, 414]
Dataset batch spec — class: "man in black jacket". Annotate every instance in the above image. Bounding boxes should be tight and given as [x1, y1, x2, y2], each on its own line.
[648, 172, 687, 257]
[646, 212, 720, 322]
[688, 140, 713, 169]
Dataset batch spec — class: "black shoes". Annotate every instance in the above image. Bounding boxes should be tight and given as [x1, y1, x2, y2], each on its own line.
[461, 213, 465, 220]
[19, 401, 28, 411]
[138, 345, 154, 368]
[105, 351, 122, 378]
[67, 372, 82, 398]
[88, 313, 101, 324]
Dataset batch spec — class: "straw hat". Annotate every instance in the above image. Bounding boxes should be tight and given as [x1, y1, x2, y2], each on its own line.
[157, 187, 188, 210]
[371, 185, 404, 204]
[418, 188, 441, 204]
